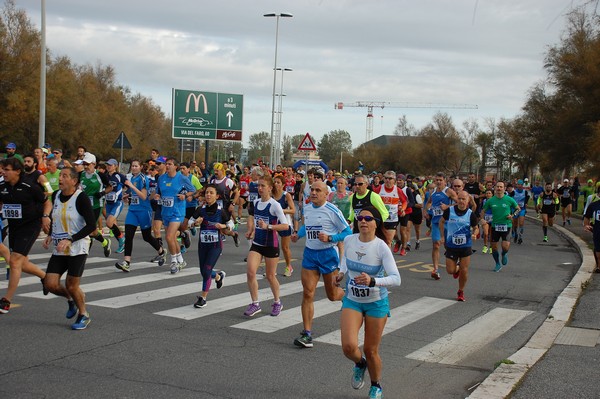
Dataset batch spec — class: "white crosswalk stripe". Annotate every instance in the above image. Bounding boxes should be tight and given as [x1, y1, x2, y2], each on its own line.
[406, 307, 533, 364]
[315, 296, 456, 346]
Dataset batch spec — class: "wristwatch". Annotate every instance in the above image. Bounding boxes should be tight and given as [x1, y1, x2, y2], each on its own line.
[42, 214, 50, 218]
[328, 236, 332, 242]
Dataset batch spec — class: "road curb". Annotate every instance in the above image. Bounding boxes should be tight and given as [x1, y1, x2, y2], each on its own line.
[467, 219, 595, 399]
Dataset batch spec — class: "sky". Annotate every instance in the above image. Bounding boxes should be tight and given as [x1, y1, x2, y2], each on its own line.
[15, 0, 595, 149]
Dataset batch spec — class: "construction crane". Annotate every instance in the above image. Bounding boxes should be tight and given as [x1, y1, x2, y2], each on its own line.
[335, 101, 479, 143]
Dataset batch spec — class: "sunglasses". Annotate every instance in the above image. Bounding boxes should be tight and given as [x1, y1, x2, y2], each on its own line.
[356, 182, 365, 186]
[357, 215, 378, 222]
[384, 177, 394, 180]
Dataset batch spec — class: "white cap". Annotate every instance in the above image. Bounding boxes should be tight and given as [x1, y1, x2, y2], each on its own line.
[74, 152, 96, 164]
[564, 178, 569, 183]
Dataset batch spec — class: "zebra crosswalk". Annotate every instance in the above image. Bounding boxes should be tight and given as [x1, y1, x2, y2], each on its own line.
[9, 252, 535, 367]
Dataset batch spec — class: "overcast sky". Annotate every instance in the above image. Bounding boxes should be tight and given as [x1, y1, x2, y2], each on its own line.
[16, 0, 593, 148]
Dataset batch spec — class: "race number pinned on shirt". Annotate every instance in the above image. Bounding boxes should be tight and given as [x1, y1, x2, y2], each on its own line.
[130, 196, 140, 205]
[161, 197, 174, 207]
[432, 206, 443, 217]
[200, 230, 219, 243]
[2, 204, 22, 219]
[495, 224, 508, 232]
[452, 234, 467, 246]
[105, 192, 117, 202]
[306, 225, 322, 241]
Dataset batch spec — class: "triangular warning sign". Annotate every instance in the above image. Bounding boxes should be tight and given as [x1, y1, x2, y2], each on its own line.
[112, 131, 133, 149]
[297, 133, 316, 151]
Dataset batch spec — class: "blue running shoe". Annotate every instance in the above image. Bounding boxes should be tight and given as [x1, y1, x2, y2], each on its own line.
[368, 385, 383, 399]
[66, 300, 77, 319]
[116, 237, 125, 254]
[71, 313, 91, 330]
[494, 263, 502, 272]
[351, 358, 367, 389]
[502, 252, 508, 265]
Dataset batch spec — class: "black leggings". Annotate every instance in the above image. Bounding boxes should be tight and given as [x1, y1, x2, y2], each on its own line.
[124, 224, 161, 257]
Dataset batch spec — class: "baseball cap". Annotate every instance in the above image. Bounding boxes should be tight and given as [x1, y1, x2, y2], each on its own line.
[213, 162, 224, 171]
[524, 178, 529, 181]
[53, 149, 62, 154]
[517, 179, 524, 185]
[155, 156, 167, 164]
[106, 158, 118, 166]
[588, 179, 594, 184]
[563, 178, 569, 183]
[397, 174, 406, 181]
[6, 142, 16, 149]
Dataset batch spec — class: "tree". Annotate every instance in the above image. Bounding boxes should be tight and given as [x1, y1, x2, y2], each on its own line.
[417, 112, 463, 175]
[247, 131, 271, 164]
[317, 130, 352, 166]
[393, 115, 416, 136]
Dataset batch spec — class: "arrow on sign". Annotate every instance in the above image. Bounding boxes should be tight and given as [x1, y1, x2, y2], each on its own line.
[226, 111, 233, 127]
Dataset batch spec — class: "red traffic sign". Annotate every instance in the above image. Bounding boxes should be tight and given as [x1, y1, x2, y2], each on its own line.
[297, 133, 316, 151]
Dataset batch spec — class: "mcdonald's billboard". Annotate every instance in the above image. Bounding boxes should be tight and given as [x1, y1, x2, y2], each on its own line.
[172, 89, 243, 142]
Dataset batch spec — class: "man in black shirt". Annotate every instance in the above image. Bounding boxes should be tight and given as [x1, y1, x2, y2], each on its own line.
[0, 157, 52, 314]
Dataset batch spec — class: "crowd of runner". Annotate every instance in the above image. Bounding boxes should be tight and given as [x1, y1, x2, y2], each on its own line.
[2, 141, 599, 399]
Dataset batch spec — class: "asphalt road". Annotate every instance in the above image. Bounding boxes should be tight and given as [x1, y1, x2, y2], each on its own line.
[0, 218, 580, 399]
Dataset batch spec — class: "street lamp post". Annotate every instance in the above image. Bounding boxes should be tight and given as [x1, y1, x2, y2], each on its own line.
[264, 12, 292, 169]
[39, 0, 46, 148]
[274, 67, 292, 165]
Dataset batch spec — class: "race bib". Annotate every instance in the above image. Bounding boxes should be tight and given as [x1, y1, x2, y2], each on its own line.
[543, 199, 553, 205]
[495, 224, 508, 232]
[105, 191, 117, 202]
[562, 191, 570, 198]
[285, 186, 294, 193]
[348, 279, 370, 300]
[249, 193, 258, 202]
[306, 225, 322, 241]
[161, 197, 174, 207]
[2, 204, 22, 219]
[130, 196, 140, 205]
[200, 230, 219, 243]
[484, 214, 493, 223]
[52, 231, 69, 246]
[432, 206, 443, 216]
[452, 234, 467, 246]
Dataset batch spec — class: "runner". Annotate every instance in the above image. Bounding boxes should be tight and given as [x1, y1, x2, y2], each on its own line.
[348, 174, 389, 234]
[291, 181, 352, 348]
[155, 158, 196, 274]
[480, 189, 494, 253]
[509, 179, 530, 244]
[372, 171, 407, 252]
[178, 162, 203, 253]
[337, 206, 400, 399]
[42, 167, 97, 329]
[273, 175, 296, 277]
[557, 178, 574, 226]
[104, 159, 127, 253]
[328, 176, 352, 222]
[210, 162, 240, 246]
[481, 181, 520, 272]
[237, 166, 251, 222]
[439, 191, 479, 301]
[244, 175, 289, 317]
[149, 156, 167, 262]
[75, 153, 112, 257]
[0, 157, 51, 314]
[188, 184, 229, 308]
[394, 175, 414, 255]
[424, 172, 458, 280]
[536, 183, 559, 242]
[115, 160, 166, 272]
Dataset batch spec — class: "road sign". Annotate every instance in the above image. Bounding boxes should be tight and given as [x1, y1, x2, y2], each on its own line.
[112, 131, 132, 149]
[297, 133, 316, 151]
[172, 89, 243, 142]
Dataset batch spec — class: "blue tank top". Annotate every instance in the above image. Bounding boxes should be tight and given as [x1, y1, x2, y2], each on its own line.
[444, 206, 473, 249]
[430, 188, 451, 222]
[129, 173, 151, 211]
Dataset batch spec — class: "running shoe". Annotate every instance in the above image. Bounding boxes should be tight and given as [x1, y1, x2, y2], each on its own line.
[283, 265, 294, 277]
[415, 241, 420, 250]
[181, 232, 191, 249]
[399, 248, 407, 256]
[563, 221, 566, 227]
[180, 244, 187, 254]
[233, 232, 240, 247]
[41, 277, 49, 296]
[517, 237, 523, 245]
[494, 263, 502, 272]
[543, 236, 548, 242]
[243, 257, 247, 262]
[236, 216, 241, 223]
[178, 260, 187, 270]
[351, 359, 367, 389]
[406, 243, 411, 251]
[513, 234, 518, 243]
[567, 219, 571, 225]
[453, 267, 460, 279]
[116, 237, 125, 254]
[457, 290, 465, 302]
[109, 229, 114, 237]
[294, 331, 313, 348]
[270, 301, 283, 316]
[170, 262, 179, 275]
[244, 302, 261, 317]
[193, 296, 207, 308]
[115, 260, 130, 272]
[152, 250, 167, 265]
[190, 226, 197, 236]
[216, 271, 226, 289]
[393, 241, 400, 253]
[71, 313, 91, 330]
[501, 252, 508, 266]
[0, 297, 10, 314]
[482, 245, 488, 254]
[102, 239, 111, 257]
[368, 385, 383, 399]
[66, 300, 77, 319]
[431, 270, 441, 280]
[595, 267, 600, 274]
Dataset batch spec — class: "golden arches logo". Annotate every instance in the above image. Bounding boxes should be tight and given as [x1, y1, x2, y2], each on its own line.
[185, 93, 209, 114]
